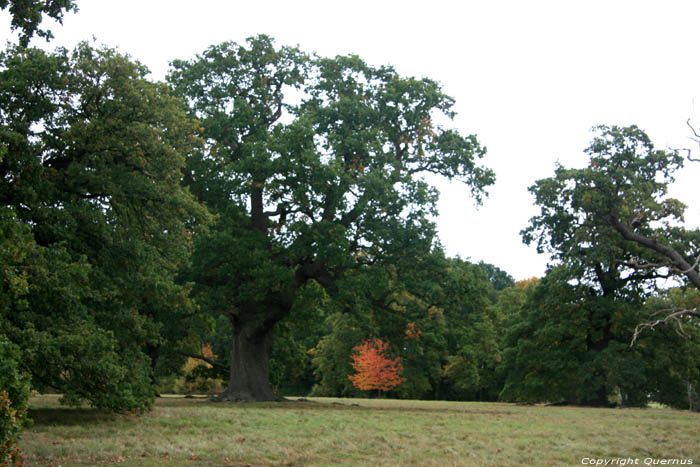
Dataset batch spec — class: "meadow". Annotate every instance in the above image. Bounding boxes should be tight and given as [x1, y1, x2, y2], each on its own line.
[19, 395, 699, 466]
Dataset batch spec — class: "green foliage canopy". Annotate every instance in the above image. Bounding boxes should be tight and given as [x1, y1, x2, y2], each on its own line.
[168, 35, 495, 400]
[500, 266, 649, 406]
[523, 125, 697, 293]
[0, 0, 78, 46]
[0, 42, 207, 411]
[510, 125, 700, 407]
[0, 337, 29, 464]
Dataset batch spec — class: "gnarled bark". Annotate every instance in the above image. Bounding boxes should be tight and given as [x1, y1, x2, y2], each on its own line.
[220, 321, 281, 402]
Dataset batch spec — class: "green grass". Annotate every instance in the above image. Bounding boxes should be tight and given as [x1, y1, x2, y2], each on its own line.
[19, 395, 700, 466]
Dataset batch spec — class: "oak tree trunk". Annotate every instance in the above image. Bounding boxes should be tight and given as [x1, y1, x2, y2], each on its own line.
[221, 322, 280, 402]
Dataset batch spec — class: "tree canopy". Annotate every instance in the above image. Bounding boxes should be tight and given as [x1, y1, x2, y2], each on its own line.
[2, 0, 699, 418]
[511, 125, 700, 407]
[167, 35, 495, 401]
[0, 42, 207, 411]
[523, 125, 698, 293]
[0, 0, 78, 45]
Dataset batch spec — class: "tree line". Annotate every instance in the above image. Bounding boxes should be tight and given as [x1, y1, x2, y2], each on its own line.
[2, 2, 699, 463]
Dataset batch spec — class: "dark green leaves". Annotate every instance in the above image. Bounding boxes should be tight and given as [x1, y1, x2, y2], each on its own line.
[0, 42, 207, 411]
[0, 0, 78, 46]
[522, 125, 687, 291]
[168, 36, 494, 399]
[171, 36, 495, 323]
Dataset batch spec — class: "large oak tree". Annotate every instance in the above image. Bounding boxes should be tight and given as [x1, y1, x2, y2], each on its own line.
[168, 35, 494, 401]
[513, 125, 699, 406]
[524, 125, 699, 316]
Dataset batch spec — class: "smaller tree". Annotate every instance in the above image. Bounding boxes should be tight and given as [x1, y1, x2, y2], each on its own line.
[348, 338, 405, 395]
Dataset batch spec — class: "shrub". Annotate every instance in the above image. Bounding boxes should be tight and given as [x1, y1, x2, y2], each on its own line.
[0, 338, 30, 465]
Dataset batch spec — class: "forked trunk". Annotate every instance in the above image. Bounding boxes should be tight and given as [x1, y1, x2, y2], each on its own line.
[221, 323, 280, 402]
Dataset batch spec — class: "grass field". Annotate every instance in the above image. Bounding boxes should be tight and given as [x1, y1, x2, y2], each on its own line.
[18, 395, 699, 466]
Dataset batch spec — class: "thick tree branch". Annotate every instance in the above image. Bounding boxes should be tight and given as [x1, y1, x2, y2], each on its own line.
[340, 195, 369, 227]
[250, 185, 267, 232]
[252, 302, 292, 341]
[264, 80, 284, 125]
[619, 259, 670, 270]
[295, 261, 335, 288]
[264, 205, 287, 217]
[612, 219, 700, 290]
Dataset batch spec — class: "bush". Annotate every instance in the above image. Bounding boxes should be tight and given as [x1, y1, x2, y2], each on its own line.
[157, 351, 225, 396]
[0, 338, 30, 465]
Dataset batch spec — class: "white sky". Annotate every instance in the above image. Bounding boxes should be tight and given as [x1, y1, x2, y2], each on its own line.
[2, 0, 699, 280]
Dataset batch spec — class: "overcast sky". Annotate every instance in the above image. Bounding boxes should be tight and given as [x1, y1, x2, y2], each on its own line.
[2, 1, 699, 280]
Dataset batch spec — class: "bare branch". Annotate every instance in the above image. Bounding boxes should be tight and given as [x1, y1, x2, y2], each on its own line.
[680, 253, 700, 274]
[612, 219, 700, 290]
[264, 206, 287, 217]
[619, 259, 669, 270]
[687, 118, 700, 143]
[630, 307, 700, 346]
[619, 254, 699, 276]
[685, 118, 700, 162]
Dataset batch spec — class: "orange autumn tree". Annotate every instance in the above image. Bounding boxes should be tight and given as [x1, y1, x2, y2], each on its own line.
[348, 338, 405, 394]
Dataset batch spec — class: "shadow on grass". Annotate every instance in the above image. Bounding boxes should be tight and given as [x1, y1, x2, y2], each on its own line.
[205, 398, 520, 417]
[27, 407, 122, 427]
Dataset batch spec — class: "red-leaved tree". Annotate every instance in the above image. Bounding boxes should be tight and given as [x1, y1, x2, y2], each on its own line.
[348, 338, 405, 394]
